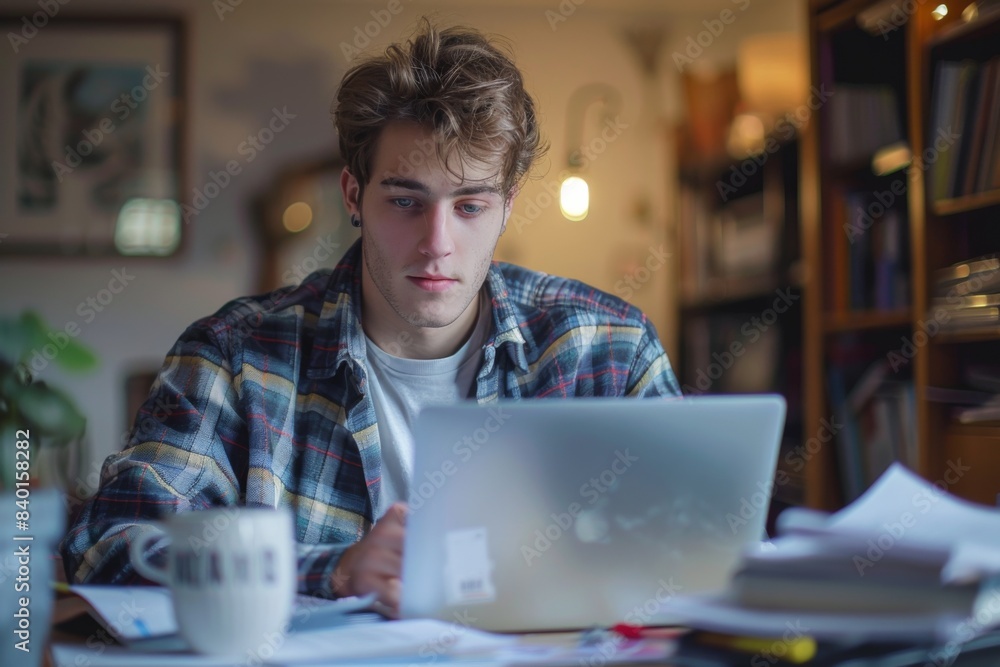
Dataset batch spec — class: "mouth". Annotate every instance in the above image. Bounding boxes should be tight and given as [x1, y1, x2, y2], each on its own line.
[407, 274, 458, 292]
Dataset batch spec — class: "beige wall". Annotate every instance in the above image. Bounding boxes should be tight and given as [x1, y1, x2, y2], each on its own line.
[0, 0, 803, 485]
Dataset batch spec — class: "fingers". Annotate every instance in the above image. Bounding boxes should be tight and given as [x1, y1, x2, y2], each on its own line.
[330, 505, 408, 605]
[381, 502, 409, 526]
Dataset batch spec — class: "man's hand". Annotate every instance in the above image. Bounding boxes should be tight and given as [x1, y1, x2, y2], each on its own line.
[332, 502, 407, 615]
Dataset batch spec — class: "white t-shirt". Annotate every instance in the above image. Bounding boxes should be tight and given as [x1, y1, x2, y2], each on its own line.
[364, 295, 492, 518]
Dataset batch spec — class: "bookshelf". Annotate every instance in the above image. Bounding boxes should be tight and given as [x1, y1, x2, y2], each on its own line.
[676, 130, 805, 513]
[802, 0, 1000, 509]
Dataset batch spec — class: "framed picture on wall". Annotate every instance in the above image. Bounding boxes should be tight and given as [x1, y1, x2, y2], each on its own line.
[0, 15, 186, 256]
[253, 156, 358, 293]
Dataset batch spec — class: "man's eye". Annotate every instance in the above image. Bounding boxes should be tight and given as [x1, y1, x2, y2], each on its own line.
[392, 198, 416, 208]
[460, 204, 484, 215]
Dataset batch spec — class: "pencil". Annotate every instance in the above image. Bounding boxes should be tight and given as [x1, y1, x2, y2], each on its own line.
[694, 631, 817, 663]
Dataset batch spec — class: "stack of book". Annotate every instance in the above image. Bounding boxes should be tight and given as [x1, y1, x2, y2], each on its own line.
[664, 464, 1000, 646]
[931, 256, 1000, 332]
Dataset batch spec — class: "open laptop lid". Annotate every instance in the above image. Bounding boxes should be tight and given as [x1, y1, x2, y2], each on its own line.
[400, 395, 786, 632]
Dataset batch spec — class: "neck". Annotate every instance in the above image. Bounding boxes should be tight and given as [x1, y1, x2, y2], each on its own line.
[361, 275, 482, 361]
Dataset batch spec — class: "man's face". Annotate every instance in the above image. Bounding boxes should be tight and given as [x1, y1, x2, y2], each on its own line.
[343, 121, 511, 348]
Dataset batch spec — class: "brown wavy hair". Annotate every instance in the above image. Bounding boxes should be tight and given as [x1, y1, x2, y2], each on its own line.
[332, 19, 546, 200]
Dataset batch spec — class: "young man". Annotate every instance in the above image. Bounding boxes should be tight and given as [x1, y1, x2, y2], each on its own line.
[61, 21, 681, 613]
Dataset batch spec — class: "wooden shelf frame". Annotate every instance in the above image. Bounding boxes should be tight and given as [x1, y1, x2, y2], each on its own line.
[803, 0, 1000, 509]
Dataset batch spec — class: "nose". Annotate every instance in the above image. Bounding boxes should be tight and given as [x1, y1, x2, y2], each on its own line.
[417, 203, 455, 259]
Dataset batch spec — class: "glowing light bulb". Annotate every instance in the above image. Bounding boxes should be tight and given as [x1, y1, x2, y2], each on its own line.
[282, 201, 313, 232]
[560, 176, 589, 222]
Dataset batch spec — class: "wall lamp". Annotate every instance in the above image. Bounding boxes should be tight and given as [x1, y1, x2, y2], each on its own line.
[560, 83, 622, 222]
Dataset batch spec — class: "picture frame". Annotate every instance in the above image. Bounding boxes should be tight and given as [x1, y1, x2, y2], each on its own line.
[252, 156, 357, 292]
[0, 15, 187, 256]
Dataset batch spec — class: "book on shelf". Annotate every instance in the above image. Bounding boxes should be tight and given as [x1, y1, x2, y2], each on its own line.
[926, 385, 998, 405]
[839, 190, 910, 311]
[979, 57, 1000, 192]
[966, 365, 1000, 393]
[962, 58, 997, 197]
[950, 366, 1000, 425]
[932, 255, 1000, 331]
[827, 356, 916, 502]
[934, 256, 1000, 290]
[827, 85, 904, 167]
[929, 56, 1000, 200]
[954, 398, 1000, 425]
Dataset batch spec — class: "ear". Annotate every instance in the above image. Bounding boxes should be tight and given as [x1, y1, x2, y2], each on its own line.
[341, 166, 362, 216]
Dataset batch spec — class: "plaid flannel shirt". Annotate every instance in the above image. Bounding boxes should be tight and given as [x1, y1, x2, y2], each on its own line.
[61, 240, 681, 597]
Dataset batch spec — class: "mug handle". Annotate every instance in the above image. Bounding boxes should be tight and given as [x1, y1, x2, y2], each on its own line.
[128, 526, 171, 586]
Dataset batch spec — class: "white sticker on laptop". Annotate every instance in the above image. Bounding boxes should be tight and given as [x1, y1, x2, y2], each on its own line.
[444, 527, 496, 605]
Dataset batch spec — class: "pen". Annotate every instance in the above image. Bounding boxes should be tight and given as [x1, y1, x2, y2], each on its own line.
[609, 623, 685, 640]
[692, 631, 817, 664]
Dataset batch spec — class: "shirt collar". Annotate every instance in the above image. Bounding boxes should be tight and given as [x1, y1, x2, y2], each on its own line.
[306, 239, 529, 380]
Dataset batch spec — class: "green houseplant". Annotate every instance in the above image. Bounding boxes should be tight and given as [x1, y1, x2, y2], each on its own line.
[0, 311, 96, 665]
[0, 311, 96, 489]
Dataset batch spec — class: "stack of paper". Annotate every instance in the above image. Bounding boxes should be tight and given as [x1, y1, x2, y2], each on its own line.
[52, 586, 676, 666]
[665, 464, 1000, 643]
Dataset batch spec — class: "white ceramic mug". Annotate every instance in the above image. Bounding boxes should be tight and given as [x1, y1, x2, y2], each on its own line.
[129, 507, 296, 656]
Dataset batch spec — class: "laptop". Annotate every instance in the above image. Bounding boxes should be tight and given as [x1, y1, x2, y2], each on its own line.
[399, 394, 786, 632]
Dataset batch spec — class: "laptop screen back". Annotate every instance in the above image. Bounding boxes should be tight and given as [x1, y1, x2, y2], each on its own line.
[400, 395, 786, 632]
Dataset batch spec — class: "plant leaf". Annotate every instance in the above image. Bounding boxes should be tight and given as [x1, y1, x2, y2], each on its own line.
[0, 316, 30, 367]
[19, 311, 98, 372]
[20, 311, 50, 348]
[52, 338, 99, 372]
[15, 384, 86, 442]
[0, 421, 14, 490]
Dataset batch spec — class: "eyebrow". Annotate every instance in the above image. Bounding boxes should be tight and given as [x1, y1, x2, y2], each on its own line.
[379, 177, 501, 198]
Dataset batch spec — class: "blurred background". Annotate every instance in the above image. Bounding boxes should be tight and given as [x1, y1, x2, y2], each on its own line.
[0, 0, 808, 491]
